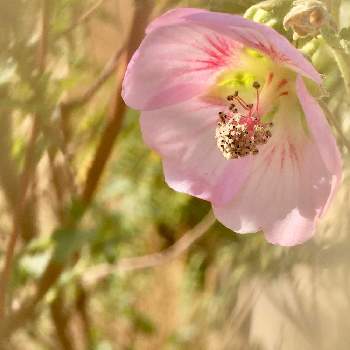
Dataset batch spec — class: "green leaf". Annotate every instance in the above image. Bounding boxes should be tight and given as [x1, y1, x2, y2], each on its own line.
[126, 308, 157, 335]
[340, 27, 350, 54]
[340, 27, 350, 41]
[52, 227, 97, 263]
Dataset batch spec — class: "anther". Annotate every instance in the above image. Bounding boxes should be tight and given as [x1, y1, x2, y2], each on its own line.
[253, 81, 260, 89]
[267, 72, 274, 84]
[277, 79, 288, 89]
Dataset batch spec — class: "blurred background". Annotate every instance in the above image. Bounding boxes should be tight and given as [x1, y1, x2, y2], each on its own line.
[0, 0, 350, 349]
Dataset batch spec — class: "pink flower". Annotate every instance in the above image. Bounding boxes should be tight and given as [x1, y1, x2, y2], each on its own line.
[122, 8, 341, 246]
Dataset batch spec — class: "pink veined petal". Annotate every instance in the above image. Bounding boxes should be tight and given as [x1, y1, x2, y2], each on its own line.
[190, 11, 322, 83]
[140, 97, 251, 205]
[263, 136, 337, 246]
[213, 122, 334, 246]
[146, 8, 207, 34]
[295, 75, 342, 181]
[263, 208, 316, 246]
[161, 9, 321, 84]
[122, 20, 242, 111]
[163, 156, 251, 206]
[213, 140, 300, 234]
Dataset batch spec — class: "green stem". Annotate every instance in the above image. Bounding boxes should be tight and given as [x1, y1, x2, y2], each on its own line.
[330, 47, 350, 97]
[321, 28, 350, 98]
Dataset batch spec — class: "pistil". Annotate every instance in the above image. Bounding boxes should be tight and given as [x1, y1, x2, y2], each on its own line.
[215, 80, 274, 159]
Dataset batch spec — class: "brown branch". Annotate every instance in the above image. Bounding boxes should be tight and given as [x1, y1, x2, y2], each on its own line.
[59, 0, 106, 37]
[58, 45, 125, 149]
[50, 293, 75, 350]
[82, 210, 216, 288]
[0, 118, 40, 320]
[81, 61, 127, 205]
[0, 0, 154, 339]
[37, 0, 50, 72]
[61, 46, 125, 112]
[81, 0, 154, 204]
[0, 0, 50, 321]
[75, 282, 93, 348]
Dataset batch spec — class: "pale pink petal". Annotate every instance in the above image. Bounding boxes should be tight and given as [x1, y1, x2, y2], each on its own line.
[122, 19, 242, 110]
[296, 75, 342, 183]
[176, 10, 322, 83]
[146, 8, 207, 34]
[213, 140, 300, 233]
[263, 208, 315, 246]
[213, 126, 334, 245]
[163, 156, 250, 205]
[263, 136, 337, 245]
[140, 98, 251, 205]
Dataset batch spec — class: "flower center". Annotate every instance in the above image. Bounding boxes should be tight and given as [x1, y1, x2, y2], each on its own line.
[215, 73, 289, 160]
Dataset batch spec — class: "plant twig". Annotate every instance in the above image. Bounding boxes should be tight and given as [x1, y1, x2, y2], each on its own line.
[0, 0, 153, 338]
[75, 281, 93, 348]
[50, 293, 75, 350]
[0, 109, 40, 321]
[59, 0, 106, 37]
[0, 0, 50, 319]
[82, 211, 216, 288]
[321, 28, 350, 97]
[37, 0, 50, 72]
[61, 46, 125, 112]
[320, 100, 350, 152]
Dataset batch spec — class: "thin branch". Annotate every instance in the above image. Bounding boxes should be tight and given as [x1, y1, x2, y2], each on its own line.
[0, 0, 50, 318]
[320, 100, 350, 152]
[75, 282, 93, 348]
[58, 45, 125, 151]
[321, 27, 350, 98]
[82, 211, 216, 288]
[37, 0, 50, 72]
[50, 293, 75, 350]
[81, 0, 154, 204]
[61, 46, 125, 112]
[0, 0, 154, 338]
[0, 113, 40, 321]
[330, 47, 350, 97]
[81, 60, 127, 205]
[59, 0, 106, 37]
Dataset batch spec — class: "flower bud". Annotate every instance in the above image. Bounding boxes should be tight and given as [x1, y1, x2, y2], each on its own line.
[244, 0, 292, 30]
[283, 0, 331, 39]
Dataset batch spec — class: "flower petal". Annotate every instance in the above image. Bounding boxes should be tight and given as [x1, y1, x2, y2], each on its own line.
[213, 140, 301, 234]
[263, 137, 338, 246]
[146, 8, 207, 34]
[263, 208, 316, 246]
[213, 107, 334, 245]
[122, 16, 242, 110]
[296, 75, 342, 182]
[140, 98, 251, 205]
[174, 9, 322, 83]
